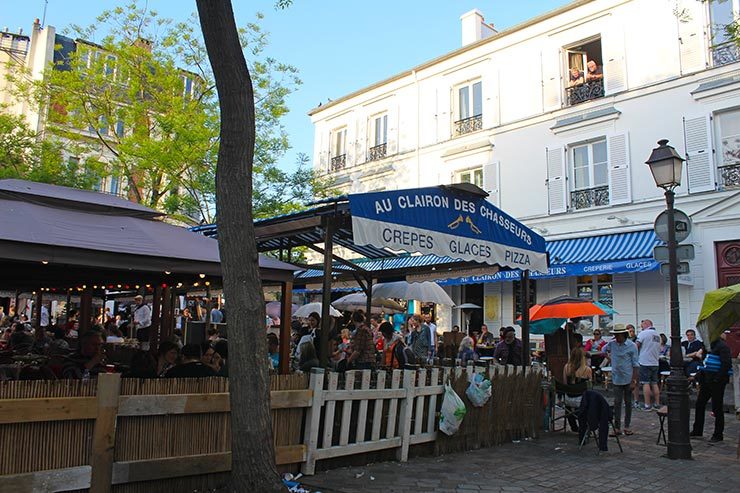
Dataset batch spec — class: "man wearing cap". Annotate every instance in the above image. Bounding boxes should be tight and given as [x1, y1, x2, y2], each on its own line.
[603, 324, 639, 435]
[131, 295, 152, 348]
[493, 326, 522, 366]
[691, 330, 732, 442]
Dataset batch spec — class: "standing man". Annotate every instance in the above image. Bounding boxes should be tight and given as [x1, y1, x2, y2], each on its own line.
[424, 313, 437, 361]
[410, 315, 430, 363]
[131, 295, 152, 349]
[691, 331, 732, 442]
[603, 324, 639, 435]
[636, 319, 662, 411]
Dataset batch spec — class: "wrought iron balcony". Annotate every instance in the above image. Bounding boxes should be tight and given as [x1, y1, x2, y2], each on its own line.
[330, 154, 346, 172]
[711, 43, 740, 67]
[368, 143, 387, 162]
[453, 114, 483, 136]
[565, 79, 604, 106]
[570, 186, 609, 210]
[719, 163, 740, 189]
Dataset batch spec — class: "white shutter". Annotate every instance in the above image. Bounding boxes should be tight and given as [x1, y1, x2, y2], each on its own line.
[387, 102, 398, 155]
[603, 24, 627, 94]
[611, 273, 636, 328]
[357, 114, 368, 164]
[608, 133, 631, 205]
[483, 159, 500, 206]
[683, 115, 716, 193]
[677, 0, 707, 74]
[546, 147, 567, 214]
[438, 86, 451, 142]
[541, 47, 562, 112]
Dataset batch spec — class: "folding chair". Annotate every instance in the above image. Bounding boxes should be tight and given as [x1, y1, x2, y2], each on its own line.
[551, 380, 589, 433]
[577, 391, 623, 455]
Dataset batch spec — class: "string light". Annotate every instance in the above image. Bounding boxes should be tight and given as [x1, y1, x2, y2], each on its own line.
[41, 260, 49, 265]
[164, 271, 171, 275]
[204, 281, 210, 286]
[193, 282, 199, 287]
[199, 273, 206, 279]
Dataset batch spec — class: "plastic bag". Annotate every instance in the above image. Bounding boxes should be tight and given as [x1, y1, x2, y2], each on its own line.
[465, 372, 492, 407]
[439, 382, 467, 436]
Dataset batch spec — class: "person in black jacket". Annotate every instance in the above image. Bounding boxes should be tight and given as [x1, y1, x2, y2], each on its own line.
[690, 331, 732, 442]
[164, 343, 217, 378]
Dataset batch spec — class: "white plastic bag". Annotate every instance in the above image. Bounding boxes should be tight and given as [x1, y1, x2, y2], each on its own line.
[465, 372, 492, 407]
[439, 382, 467, 436]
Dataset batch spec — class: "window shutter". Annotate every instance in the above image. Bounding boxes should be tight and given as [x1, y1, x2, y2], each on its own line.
[677, 0, 707, 75]
[357, 115, 368, 164]
[603, 26, 627, 94]
[683, 115, 715, 193]
[541, 47, 562, 111]
[546, 147, 567, 214]
[611, 273, 635, 328]
[483, 159, 500, 206]
[387, 102, 398, 155]
[608, 133, 631, 205]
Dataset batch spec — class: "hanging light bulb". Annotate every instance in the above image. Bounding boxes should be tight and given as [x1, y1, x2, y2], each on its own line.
[199, 273, 206, 279]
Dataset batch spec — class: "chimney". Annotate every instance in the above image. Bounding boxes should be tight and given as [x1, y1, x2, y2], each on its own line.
[460, 9, 497, 47]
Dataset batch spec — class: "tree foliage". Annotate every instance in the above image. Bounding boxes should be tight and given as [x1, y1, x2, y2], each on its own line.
[8, 1, 322, 223]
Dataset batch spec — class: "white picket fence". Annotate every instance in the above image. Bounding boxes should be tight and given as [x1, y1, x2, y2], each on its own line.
[301, 364, 541, 475]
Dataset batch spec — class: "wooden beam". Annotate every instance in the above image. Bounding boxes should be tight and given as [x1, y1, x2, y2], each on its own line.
[0, 397, 98, 423]
[118, 393, 230, 416]
[270, 389, 312, 409]
[89, 373, 122, 493]
[279, 280, 293, 375]
[275, 445, 307, 465]
[304, 242, 370, 276]
[112, 453, 231, 484]
[1, 466, 91, 493]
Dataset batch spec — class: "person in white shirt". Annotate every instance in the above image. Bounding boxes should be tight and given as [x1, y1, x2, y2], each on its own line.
[40, 305, 49, 328]
[132, 295, 152, 348]
[636, 319, 662, 411]
[424, 313, 437, 359]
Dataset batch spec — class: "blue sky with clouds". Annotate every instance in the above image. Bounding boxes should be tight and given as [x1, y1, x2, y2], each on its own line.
[3, 0, 570, 172]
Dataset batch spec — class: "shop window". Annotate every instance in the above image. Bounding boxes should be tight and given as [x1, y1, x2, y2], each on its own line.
[565, 38, 604, 106]
[569, 138, 608, 209]
[576, 274, 613, 333]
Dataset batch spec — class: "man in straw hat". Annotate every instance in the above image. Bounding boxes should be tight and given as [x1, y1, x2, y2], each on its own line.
[603, 323, 639, 435]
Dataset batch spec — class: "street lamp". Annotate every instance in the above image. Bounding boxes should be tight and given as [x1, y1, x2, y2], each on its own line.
[645, 139, 692, 460]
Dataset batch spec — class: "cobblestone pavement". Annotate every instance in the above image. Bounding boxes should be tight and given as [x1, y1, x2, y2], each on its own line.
[303, 406, 739, 493]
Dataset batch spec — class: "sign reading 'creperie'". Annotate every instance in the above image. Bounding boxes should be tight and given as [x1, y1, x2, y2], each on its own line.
[348, 187, 548, 273]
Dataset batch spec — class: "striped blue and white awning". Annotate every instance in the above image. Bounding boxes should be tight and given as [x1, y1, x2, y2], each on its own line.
[547, 230, 659, 264]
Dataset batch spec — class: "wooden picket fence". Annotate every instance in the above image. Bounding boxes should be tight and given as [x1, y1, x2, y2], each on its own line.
[0, 365, 543, 492]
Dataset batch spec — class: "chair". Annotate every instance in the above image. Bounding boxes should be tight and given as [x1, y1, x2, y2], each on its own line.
[577, 390, 623, 455]
[551, 380, 589, 433]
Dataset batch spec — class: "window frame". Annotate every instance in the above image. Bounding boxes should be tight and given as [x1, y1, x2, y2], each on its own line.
[455, 167, 484, 188]
[568, 138, 608, 192]
[575, 274, 613, 332]
[370, 113, 388, 147]
[330, 127, 347, 158]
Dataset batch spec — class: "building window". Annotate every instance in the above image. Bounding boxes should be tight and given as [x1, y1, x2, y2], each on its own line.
[569, 139, 608, 209]
[182, 75, 195, 98]
[105, 54, 117, 78]
[330, 127, 347, 172]
[456, 167, 483, 188]
[709, 0, 740, 66]
[717, 110, 740, 188]
[513, 280, 537, 322]
[576, 275, 613, 333]
[564, 38, 604, 106]
[453, 80, 482, 136]
[368, 113, 387, 161]
[109, 175, 121, 195]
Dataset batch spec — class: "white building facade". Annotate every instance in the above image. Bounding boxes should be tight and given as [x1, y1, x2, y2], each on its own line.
[310, 0, 740, 340]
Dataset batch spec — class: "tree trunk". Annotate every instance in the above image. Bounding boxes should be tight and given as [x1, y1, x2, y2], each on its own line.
[195, 1, 282, 491]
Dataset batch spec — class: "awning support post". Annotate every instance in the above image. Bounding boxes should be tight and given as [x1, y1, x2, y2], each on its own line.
[521, 269, 530, 368]
[319, 217, 334, 368]
[365, 276, 373, 318]
[279, 280, 293, 374]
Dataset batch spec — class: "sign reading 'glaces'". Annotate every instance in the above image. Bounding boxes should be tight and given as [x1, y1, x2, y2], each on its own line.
[348, 187, 548, 273]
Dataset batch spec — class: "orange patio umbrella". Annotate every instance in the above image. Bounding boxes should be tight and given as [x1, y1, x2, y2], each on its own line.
[528, 295, 607, 321]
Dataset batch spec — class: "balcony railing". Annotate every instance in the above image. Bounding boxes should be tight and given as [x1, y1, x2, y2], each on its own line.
[453, 114, 483, 136]
[565, 79, 604, 106]
[719, 163, 740, 189]
[368, 143, 387, 162]
[570, 186, 609, 210]
[330, 154, 346, 172]
[711, 43, 740, 67]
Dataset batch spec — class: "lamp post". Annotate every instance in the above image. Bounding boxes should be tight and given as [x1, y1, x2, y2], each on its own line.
[645, 139, 692, 460]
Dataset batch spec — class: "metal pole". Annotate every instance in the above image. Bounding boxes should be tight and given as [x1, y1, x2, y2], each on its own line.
[521, 270, 530, 368]
[664, 189, 692, 459]
[319, 218, 334, 368]
[365, 276, 373, 320]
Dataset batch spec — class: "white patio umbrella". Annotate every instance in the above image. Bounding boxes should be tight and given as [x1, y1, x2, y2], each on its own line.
[371, 281, 455, 306]
[294, 302, 342, 318]
[265, 301, 298, 319]
[331, 292, 405, 314]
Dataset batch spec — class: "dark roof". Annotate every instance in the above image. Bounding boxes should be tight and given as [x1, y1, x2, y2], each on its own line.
[0, 179, 161, 218]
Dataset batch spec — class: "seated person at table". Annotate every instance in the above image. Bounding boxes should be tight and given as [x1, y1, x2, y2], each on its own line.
[106, 327, 125, 343]
[164, 343, 217, 378]
[458, 336, 479, 365]
[156, 341, 179, 376]
[494, 327, 523, 366]
[585, 329, 607, 368]
[658, 333, 671, 372]
[681, 329, 704, 376]
[62, 331, 106, 379]
[125, 351, 157, 379]
[9, 322, 34, 353]
[48, 327, 71, 354]
[213, 339, 228, 377]
[477, 324, 495, 346]
[562, 347, 592, 432]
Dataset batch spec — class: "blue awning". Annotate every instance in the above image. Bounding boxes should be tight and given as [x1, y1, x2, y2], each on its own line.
[436, 230, 661, 285]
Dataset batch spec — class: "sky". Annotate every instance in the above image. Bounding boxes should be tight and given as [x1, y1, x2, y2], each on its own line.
[2, 0, 572, 173]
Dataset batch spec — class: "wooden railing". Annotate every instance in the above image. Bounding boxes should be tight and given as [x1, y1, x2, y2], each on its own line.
[0, 365, 543, 491]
